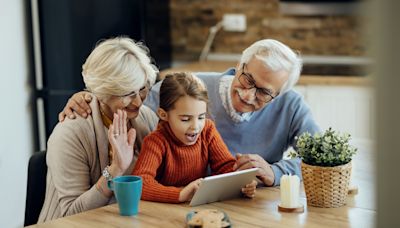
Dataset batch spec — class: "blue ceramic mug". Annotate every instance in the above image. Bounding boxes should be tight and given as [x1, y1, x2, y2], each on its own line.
[108, 175, 142, 216]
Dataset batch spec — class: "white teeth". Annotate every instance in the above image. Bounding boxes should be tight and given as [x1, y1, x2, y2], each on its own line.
[186, 133, 197, 137]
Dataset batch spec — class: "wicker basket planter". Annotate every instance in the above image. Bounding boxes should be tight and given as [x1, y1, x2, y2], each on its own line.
[301, 161, 352, 208]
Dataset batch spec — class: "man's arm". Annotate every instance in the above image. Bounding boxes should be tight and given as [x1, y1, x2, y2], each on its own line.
[58, 80, 163, 122]
[270, 92, 321, 186]
[234, 153, 275, 186]
[58, 91, 93, 121]
[143, 80, 162, 113]
[235, 91, 321, 186]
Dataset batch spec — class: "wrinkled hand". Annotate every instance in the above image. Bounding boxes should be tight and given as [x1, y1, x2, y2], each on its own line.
[241, 180, 257, 198]
[179, 178, 203, 202]
[233, 153, 275, 186]
[108, 110, 136, 176]
[58, 91, 93, 122]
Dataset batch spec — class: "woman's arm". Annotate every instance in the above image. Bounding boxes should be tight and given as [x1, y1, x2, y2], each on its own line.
[46, 118, 110, 217]
[47, 110, 135, 217]
[58, 80, 163, 122]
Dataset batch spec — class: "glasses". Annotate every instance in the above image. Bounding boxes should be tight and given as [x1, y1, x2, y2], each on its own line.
[238, 64, 276, 103]
[118, 84, 149, 101]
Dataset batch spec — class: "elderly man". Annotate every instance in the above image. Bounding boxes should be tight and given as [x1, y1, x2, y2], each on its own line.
[59, 39, 320, 186]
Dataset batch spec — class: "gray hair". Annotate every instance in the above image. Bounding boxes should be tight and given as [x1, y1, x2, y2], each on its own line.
[82, 37, 158, 100]
[239, 39, 302, 95]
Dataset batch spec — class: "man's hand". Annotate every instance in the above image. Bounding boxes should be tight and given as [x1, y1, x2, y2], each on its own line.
[233, 153, 275, 186]
[179, 178, 203, 202]
[58, 91, 93, 122]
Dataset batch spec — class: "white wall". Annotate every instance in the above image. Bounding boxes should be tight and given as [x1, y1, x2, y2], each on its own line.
[294, 85, 374, 142]
[0, 0, 34, 227]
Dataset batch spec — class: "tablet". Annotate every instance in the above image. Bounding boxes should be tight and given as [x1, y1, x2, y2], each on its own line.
[189, 168, 259, 206]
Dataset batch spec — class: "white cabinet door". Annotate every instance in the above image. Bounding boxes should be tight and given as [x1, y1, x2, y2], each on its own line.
[294, 85, 374, 141]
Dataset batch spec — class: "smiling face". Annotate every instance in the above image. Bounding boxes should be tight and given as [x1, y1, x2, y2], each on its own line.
[82, 37, 158, 122]
[100, 83, 148, 120]
[231, 57, 289, 113]
[158, 95, 207, 146]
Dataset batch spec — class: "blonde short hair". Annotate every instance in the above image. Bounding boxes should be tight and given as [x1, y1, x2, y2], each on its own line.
[82, 37, 159, 100]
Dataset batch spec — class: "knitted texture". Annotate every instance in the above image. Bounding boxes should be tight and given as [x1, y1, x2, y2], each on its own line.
[133, 119, 235, 203]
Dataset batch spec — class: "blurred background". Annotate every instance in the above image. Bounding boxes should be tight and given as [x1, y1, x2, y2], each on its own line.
[4, 0, 393, 227]
[170, 0, 368, 75]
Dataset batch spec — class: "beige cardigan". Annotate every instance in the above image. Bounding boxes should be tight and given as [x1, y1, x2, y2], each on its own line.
[38, 97, 158, 223]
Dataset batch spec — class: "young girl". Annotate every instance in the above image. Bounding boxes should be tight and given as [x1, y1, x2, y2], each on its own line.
[132, 72, 257, 203]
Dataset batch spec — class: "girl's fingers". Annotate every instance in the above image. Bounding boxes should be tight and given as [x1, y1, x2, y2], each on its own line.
[242, 181, 257, 196]
[242, 189, 256, 198]
[193, 183, 200, 191]
[235, 155, 250, 169]
[242, 187, 256, 193]
[246, 181, 257, 188]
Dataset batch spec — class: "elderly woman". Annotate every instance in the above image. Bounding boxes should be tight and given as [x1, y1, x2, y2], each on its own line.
[38, 37, 158, 222]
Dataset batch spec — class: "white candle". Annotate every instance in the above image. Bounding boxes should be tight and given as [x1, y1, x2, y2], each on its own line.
[280, 174, 300, 208]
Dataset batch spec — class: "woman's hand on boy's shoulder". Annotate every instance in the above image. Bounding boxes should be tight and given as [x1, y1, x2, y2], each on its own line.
[179, 178, 203, 202]
[241, 180, 257, 198]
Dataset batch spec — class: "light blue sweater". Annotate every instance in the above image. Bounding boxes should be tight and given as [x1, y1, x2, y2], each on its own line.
[145, 68, 320, 185]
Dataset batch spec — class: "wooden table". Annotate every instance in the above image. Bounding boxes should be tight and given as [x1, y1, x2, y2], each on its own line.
[28, 141, 375, 228]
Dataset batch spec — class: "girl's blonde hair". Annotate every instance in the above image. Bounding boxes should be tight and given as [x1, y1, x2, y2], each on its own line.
[82, 37, 158, 100]
[160, 72, 208, 112]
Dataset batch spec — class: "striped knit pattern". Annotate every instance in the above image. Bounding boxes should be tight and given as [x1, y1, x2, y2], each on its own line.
[133, 119, 235, 203]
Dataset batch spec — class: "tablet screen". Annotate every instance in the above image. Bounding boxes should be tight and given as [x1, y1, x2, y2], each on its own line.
[190, 168, 259, 206]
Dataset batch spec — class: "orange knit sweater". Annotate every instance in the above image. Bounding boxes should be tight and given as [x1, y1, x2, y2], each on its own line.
[132, 119, 235, 203]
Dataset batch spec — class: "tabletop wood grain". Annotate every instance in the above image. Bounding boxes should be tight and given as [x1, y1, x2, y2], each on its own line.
[27, 142, 375, 228]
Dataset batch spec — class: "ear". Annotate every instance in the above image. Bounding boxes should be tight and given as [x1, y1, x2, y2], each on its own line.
[157, 108, 168, 121]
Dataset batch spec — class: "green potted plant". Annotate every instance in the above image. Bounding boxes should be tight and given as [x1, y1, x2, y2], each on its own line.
[290, 128, 357, 208]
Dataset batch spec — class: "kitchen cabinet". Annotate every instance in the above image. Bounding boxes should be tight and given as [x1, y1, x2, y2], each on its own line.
[294, 85, 374, 141]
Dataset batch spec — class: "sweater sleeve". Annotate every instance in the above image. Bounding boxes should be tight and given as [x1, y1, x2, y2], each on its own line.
[206, 120, 236, 175]
[132, 134, 182, 203]
[46, 118, 110, 217]
[143, 80, 162, 113]
[271, 93, 321, 186]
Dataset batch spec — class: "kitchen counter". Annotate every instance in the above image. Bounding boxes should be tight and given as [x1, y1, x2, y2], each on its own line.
[160, 61, 371, 86]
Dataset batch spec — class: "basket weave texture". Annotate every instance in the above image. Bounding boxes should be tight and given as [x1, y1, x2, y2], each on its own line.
[301, 161, 352, 208]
